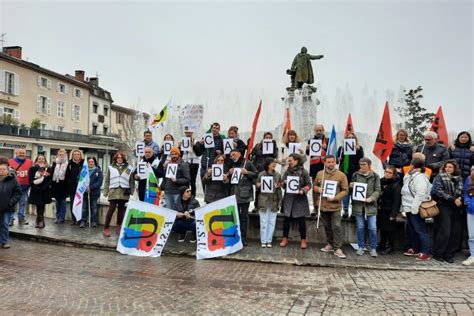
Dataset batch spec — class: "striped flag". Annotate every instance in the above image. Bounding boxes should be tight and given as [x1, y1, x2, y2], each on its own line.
[150, 98, 172, 129]
[145, 167, 160, 205]
[327, 125, 337, 157]
[72, 162, 89, 221]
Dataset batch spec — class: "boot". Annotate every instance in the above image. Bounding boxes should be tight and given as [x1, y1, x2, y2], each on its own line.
[115, 225, 122, 236]
[103, 228, 111, 237]
[39, 216, 45, 229]
[35, 217, 39, 228]
[300, 239, 307, 249]
[279, 237, 288, 247]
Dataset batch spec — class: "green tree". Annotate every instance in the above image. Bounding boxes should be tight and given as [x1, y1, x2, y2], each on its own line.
[395, 86, 434, 144]
[31, 118, 41, 129]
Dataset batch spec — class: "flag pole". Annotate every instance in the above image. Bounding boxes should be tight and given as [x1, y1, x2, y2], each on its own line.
[88, 192, 91, 228]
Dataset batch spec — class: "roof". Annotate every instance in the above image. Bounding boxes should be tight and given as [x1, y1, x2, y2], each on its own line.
[0, 52, 90, 89]
[112, 104, 150, 119]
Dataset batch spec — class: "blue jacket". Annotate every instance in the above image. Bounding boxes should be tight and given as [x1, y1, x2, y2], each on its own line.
[87, 166, 103, 199]
[450, 144, 474, 181]
[388, 143, 413, 168]
[464, 177, 474, 215]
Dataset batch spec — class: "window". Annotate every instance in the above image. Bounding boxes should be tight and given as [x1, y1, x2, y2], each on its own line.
[38, 76, 51, 89]
[72, 104, 80, 121]
[92, 124, 98, 135]
[3, 107, 14, 118]
[40, 123, 47, 130]
[104, 106, 109, 116]
[104, 92, 110, 99]
[116, 113, 124, 124]
[103, 126, 108, 135]
[57, 101, 65, 118]
[57, 82, 67, 94]
[36, 95, 51, 114]
[73, 128, 81, 134]
[57, 126, 65, 132]
[92, 102, 98, 114]
[74, 88, 82, 98]
[5, 72, 14, 94]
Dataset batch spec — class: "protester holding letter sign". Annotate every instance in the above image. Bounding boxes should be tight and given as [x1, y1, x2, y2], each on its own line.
[337, 132, 364, 218]
[158, 133, 175, 161]
[180, 127, 200, 196]
[351, 158, 381, 257]
[280, 153, 311, 249]
[224, 126, 247, 166]
[313, 155, 349, 258]
[103, 151, 135, 237]
[256, 158, 282, 248]
[202, 154, 230, 203]
[228, 148, 258, 246]
[133, 147, 160, 202]
[161, 147, 190, 211]
[194, 122, 225, 181]
[306, 124, 328, 179]
[279, 130, 305, 175]
[28, 155, 53, 229]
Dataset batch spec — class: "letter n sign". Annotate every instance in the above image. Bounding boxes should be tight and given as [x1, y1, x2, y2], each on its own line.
[260, 176, 274, 193]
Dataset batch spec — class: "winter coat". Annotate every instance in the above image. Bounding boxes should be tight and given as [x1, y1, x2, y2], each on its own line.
[306, 136, 329, 178]
[313, 168, 349, 212]
[281, 164, 311, 218]
[431, 172, 464, 205]
[278, 143, 306, 175]
[377, 177, 401, 232]
[229, 158, 258, 204]
[103, 163, 135, 201]
[351, 171, 382, 216]
[133, 155, 160, 201]
[194, 135, 225, 171]
[257, 170, 282, 212]
[86, 166, 103, 200]
[0, 171, 22, 213]
[65, 159, 84, 195]
[415, 143, 449, 177]
[174, 195, 200, 223]
[224, 138, 247, 169]
[464, 177, 474, 215]
[202, 168, 230, 203]
[250, 140, 278, 172]
[51, 161, 69, 200]
[388, 142, 413, 169]
[161, 160, 190, 195]
[401, 170, 431, 215]
[28, 165, 53, 205]
[337, 146, 364, 183]
[449, 144, 474, 181]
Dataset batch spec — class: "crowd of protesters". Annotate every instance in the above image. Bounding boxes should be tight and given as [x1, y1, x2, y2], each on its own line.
[0, 124, 473, 267]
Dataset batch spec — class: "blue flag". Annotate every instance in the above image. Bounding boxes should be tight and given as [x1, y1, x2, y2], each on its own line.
[327, 125, 337, 157]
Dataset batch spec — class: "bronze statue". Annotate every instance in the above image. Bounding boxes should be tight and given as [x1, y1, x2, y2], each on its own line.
[287, 47, 323, 91]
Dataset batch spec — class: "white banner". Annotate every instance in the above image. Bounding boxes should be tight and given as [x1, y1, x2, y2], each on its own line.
[72, 163, 89, 221]
[183, 104, 204, 133]
[117, 200, 176, 257]
[195, 196, 243, 260]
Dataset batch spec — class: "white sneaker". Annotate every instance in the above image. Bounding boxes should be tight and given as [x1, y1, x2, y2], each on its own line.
[462, 256, 474, 266]
[261, 243, 267, 248]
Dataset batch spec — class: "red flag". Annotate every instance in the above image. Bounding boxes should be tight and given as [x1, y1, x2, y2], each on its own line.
[373, 102, 394, 162]
[282, 107, 291, 137]
[430, 106, 448, 146]
[344, 113, 355, 137]
[245, 100, 262, 160]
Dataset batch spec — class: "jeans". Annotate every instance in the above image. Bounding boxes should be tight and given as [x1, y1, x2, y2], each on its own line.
[259, 205, 277, 244]
[355, 214, 377, 250]
[407, 212, 431, 255]
[172, 219, 196, 234]
[81, 193, 99, 224]
[10, 187, 29, 223]
[164, 193, 180, 211]
[467, 213, 474, 257]
[55, 198, 67, 222]
[342, 195, 350, 210]
[1, 211, 13, 244]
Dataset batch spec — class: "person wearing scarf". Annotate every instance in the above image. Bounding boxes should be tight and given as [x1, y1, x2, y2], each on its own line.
[280, 153, 311, 249]
[103, 151, 135, 237]
[462, 166, 474, 266]
[388, 129, 413, 178]
[51, 149, 69, 223]
[80, 157, 103, 228]
[431, 160, 464, 263]
[278, 129, 306, 176]
[161, 147, 190, 211]
[65, 149, 84, 225]
[28, 155, 53, 229]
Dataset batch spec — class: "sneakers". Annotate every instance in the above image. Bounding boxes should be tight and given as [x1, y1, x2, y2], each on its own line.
[404, 248, 420, 256]
[370, 249, 378, 258]
[79, 222, 86, 228]
[415, 253, 431, 261]
[300, 239, 307, 249]
[279, 237, 288, 247]
[334, 249, 346, 259]
[103, 228, 111, 237]
[320, 244, 334, 252]
[462, 256, 474, 266]
[178, 233, 186, 242]
[19, 218, 29, 225]
[92, 222, 97, 228]
[261, 243, 267, 248]
[189, 232, 196, 243]
[356, 248, 365, 256]
[2, 243, 11, 249]
[8, 219, 14, 227]
[266, 243, 272, 248]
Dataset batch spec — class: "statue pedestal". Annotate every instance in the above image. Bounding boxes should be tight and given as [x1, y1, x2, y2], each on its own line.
[283, 84, 319, 140]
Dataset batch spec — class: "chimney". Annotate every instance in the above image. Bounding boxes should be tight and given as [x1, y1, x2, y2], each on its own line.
[2, 46, 22, 59]
[75, 70, 85, 81]
[89, 77, 99, 86]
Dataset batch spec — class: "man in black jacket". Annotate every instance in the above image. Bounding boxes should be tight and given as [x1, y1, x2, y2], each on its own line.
[172, 186, 200, 242]
[415, 131, 449, 181]
[0, 159, 22, 249]
[133, 146, 161, 202]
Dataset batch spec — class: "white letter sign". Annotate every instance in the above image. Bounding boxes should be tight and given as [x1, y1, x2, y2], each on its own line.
[352, 182, 367, 201]
[322, 180, 338, 198]
[137, 161, 147, 180]
[223, 139, 234, 154]
[166, 163, 178, 179]
[163, 141, 173, 155]
[212, 164, 224, 181]
[231, 168, 241, 184]
[262, 140, 274, 154]
[344, 139, 356, 155]
[204, 133, 215, 149]
[260, 176, 274, 193]
[309, 139, 322, 157]
[288, 143, 300, 154]
[180, 137, 191, 152]
[286, 176, 299, 194]
[135, 141, 145, 157]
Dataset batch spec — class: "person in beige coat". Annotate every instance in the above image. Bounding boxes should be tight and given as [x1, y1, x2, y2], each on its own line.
[313, 155, 349, 259]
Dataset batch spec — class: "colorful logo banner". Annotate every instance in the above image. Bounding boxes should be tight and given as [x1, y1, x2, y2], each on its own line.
[117, 200, 176, 257]
[195, 195, 243, 260]
[72, 162, 89, 221]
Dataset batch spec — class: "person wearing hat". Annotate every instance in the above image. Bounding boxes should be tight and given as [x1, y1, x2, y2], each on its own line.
[228, 148, 258, 246]
[161, 146, 190, 211]
[179, 127, 200, 197]
[172, 185, 200, 242]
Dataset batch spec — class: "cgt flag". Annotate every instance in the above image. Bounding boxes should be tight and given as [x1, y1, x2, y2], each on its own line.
[245, 100, 262, 160]
[430, 106, 449, 146]
[373, 101, 394, 162]
[72, 162, 89, 222]
[117, 200, 176, 257]
[195, 195, 243, 260]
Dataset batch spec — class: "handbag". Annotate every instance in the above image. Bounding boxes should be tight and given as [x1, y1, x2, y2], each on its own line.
[418, 199, 439, 219]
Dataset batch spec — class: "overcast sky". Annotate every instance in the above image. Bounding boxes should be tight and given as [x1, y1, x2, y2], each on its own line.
[1, 0, 472, 134]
